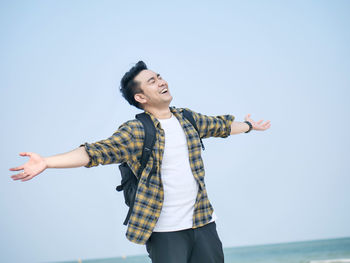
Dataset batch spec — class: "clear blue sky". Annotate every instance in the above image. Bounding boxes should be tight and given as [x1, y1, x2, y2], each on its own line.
[1, 1, 349, 262]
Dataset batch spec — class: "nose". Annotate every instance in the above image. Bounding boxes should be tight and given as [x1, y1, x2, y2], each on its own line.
[158, 79, 166, 86]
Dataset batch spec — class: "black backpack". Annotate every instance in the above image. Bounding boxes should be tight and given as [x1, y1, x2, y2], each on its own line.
[116, 109, 205, 226]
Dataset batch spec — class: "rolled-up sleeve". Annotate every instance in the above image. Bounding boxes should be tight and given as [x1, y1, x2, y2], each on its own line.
[79, 122, 136, 168]
[184, 108, 235, 139]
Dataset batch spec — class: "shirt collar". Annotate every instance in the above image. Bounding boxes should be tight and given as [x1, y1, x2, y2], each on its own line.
[144, 106, 182, 128]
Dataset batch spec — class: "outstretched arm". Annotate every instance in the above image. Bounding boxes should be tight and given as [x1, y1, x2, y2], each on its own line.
[9, 120, 137, 182]
[230, 114, 271, 135]
[9, 146, 90, 182]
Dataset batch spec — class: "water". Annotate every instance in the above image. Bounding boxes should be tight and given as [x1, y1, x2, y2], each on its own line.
[223, 237, 350, 263]
[57, 237, 350, 263]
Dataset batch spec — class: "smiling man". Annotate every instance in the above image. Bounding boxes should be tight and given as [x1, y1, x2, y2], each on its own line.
[10, 61, 271, 263]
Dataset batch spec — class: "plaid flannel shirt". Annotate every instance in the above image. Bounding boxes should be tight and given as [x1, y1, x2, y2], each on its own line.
[80, 106, 235, 244]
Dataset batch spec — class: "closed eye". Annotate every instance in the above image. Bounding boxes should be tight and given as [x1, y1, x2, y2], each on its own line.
[147, 77, 155, 84]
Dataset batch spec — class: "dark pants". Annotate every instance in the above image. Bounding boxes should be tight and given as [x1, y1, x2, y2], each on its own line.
[146, 222, 224, 263]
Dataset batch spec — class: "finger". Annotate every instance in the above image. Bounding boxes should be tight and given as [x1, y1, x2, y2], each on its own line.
[257, 120, 264, 124]
[12, 173, 30, 181]
[262, 121, 271, 128]
[11, 171, 27, 180]
[21, 175, 34, 182]
[9, 165, 24, 171]
[19, 152, 31, 157]
[11, 175, 24, 180]
[12, 175, 26, 180]
[262, 123, 271, 130]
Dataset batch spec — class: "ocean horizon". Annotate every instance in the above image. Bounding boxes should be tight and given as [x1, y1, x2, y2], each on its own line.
[53, 236, 350, 263]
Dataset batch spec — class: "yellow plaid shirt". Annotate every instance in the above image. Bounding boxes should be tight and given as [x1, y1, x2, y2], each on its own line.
[80, 106, 235, 244]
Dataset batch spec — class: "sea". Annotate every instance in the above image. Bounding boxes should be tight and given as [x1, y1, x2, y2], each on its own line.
[58, 237, 350, 263]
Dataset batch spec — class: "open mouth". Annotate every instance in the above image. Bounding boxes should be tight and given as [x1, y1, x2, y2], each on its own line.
[160, 88, 168, 94]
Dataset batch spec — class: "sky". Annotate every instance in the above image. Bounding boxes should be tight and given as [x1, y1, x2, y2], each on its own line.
[1, 0, 349, 262]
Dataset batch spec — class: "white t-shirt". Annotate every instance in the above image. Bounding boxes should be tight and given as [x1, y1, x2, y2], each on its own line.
[153, 113, 216, 232]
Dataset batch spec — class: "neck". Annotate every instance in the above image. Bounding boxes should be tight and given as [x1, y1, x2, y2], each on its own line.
[144, 105, 172, 119]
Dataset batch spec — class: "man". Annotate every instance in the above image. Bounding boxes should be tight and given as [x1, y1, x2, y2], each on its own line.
[9, 61, 271, 263]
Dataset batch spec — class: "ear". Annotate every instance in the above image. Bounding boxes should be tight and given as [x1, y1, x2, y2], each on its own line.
[134, 93, 147, 106]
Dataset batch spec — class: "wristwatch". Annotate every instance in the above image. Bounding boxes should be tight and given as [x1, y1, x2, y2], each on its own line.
[244, 121, 253, 133]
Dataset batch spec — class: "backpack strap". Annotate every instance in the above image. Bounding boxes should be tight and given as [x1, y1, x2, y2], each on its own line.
[182, 109, 205, 151]
[121, 113, 157, 226]
[136, 112, 157, 179]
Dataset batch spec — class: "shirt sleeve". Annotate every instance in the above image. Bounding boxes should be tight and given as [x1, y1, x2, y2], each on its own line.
[183, 108, 235, 139]
[79, 121, 136, 168]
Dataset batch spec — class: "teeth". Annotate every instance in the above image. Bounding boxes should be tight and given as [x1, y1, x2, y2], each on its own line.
[161, 89, 168, 94]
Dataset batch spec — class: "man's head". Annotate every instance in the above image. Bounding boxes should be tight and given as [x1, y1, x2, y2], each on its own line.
[120, 61, 172, 110]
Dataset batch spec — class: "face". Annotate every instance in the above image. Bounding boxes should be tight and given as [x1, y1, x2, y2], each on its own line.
[134, 69, 172, 109]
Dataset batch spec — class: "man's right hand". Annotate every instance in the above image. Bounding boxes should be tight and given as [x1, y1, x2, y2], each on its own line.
[10, 152, 47, 182]
[9, 147, 91, 182]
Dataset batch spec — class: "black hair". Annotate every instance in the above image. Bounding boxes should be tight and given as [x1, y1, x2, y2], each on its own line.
[120, 61, 148, 110]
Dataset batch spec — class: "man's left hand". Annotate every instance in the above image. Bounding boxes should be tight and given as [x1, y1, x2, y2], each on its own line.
[245, 114, 271, 131]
